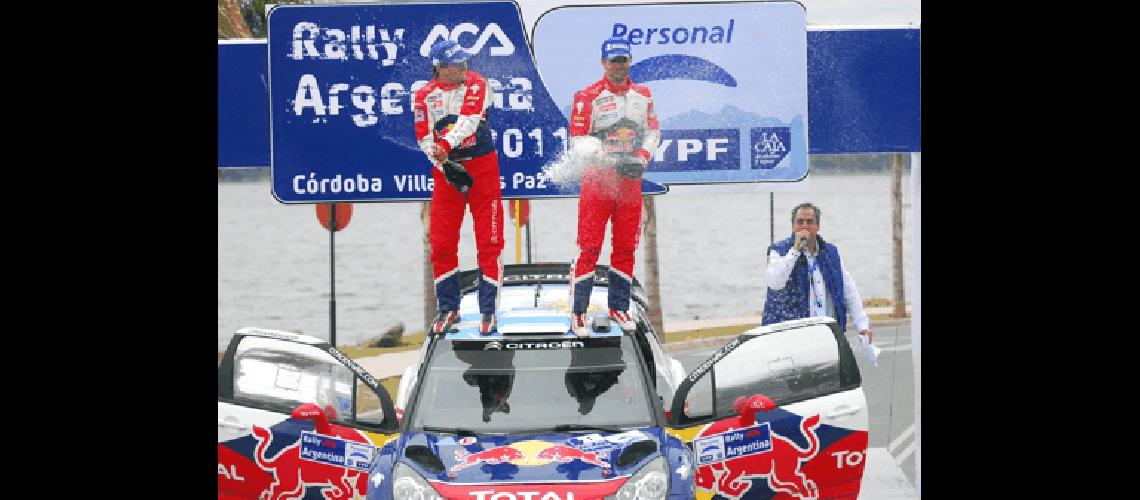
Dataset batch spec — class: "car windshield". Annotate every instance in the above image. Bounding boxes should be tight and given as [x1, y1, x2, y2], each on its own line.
[409, 336, 655, 433]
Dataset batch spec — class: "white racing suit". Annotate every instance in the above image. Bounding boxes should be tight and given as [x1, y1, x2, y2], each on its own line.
[413, 70, 504, 315]
[568, 76, 661, 314]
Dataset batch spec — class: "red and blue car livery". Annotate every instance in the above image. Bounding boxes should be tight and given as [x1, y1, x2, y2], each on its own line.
[218, 264, 869, 499]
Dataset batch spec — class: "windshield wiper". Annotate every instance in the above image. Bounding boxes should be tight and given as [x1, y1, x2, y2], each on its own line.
[551, 424, 629, 433]
[421, 426, 478, 436]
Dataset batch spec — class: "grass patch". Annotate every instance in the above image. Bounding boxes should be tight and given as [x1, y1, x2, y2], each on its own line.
[863, 297, 892, 308]
[379, 375, 401, 397]
[354, 375, 404, 416]
[338, 332, 427, 360]
[663, 323, 760, 344]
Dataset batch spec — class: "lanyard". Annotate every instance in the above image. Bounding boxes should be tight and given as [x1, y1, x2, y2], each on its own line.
[806, 253, 823, 309]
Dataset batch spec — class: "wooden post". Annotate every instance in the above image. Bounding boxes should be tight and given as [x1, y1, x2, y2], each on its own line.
[422, 201, 435, 332]
[642, 196, 665, 336]
[891, 154, 907, 317]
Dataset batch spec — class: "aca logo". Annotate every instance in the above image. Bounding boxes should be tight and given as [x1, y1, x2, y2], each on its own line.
[750, 127, 791, 169]
[420, 23, 516, 57]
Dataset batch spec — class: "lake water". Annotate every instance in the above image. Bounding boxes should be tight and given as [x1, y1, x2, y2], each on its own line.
[219, 172, 914, 347]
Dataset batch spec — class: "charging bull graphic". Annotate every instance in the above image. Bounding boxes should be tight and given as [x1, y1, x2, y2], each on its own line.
[535, 445, 611, 469]
[694, 414, 822, 499]
[250, 424, 371, 500]
[452, 445, 528, 472]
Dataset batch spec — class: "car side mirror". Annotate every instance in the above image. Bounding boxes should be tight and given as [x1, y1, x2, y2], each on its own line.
[291, 403, 332, 434]
[734, 394, 776, 427]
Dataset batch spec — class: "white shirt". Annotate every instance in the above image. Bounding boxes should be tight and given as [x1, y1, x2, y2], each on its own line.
[766, 245, 870, 332]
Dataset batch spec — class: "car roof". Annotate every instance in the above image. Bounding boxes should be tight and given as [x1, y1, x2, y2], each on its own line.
[446, 263, 644, 340]
[458, 262, 649, 308]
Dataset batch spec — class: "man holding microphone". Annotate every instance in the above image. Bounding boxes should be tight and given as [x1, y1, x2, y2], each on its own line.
[763, 202, 874, 343]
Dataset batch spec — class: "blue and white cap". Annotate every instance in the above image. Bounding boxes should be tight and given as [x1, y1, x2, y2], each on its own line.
[600, 36, 632, 61]
[429, 39, 471, 66]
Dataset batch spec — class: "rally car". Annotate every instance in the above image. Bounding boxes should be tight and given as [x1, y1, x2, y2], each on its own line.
[371, 263, 870, 500]
[218, 263, 869, 499]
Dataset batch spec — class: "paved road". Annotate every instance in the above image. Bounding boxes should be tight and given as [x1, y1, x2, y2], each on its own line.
[670, 319, 917, 489]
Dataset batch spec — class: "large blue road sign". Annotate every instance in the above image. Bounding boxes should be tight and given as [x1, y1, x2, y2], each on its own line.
[219, 40, 270, 168]
[807, 28, 920, 153]
[533, 1, 809, 184]
[268, 2, 667, 203]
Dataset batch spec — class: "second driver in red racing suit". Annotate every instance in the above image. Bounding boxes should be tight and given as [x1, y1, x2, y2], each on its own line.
[568, 37, 661, 337]
[413, 40, 504, 335]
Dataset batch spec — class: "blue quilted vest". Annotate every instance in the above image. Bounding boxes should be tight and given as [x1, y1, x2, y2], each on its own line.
[762, 234, 849, 332]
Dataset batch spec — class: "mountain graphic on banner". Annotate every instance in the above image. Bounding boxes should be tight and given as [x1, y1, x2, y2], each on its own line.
[661, 105, 801, 130]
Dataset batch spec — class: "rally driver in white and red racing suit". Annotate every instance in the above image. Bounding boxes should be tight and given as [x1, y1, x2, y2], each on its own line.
[413, 39, 504, 336]
[568, 36, 661, 337]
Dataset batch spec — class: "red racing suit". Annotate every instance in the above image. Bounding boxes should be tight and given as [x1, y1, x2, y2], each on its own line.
[568, 76, 661, 314]
[413, 70, 504, 314]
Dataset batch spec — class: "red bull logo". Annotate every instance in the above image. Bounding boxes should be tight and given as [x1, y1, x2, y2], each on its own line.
[603, 128, 638, 154]
[694, 414, 822, 499]
[534, 445, 610, 469]
[452, 445, 528, 472]
[612, 128, 637, 141]
[450, 441, 612, 473]
[250, 424, 371, 500]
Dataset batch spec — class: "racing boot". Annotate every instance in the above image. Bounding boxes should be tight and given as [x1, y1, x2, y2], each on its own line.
[571, 312, 590, 338]
[609, 308, 636, 332]
[479, 313, 497, 335]
[431, 310, 459, 336]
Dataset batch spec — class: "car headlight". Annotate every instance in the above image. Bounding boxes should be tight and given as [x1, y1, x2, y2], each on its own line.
[391, 462, 443, 500]
[606, 456, 668, 500]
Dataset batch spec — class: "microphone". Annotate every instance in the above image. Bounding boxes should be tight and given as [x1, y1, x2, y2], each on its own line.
[799, 236, 808, 251]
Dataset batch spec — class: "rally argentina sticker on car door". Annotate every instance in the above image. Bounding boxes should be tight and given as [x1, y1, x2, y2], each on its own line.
[300, 430, 376, 471]
[692, 423, 772, 466]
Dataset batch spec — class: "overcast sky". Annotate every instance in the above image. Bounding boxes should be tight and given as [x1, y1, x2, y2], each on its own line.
[516, 0, 918, 37]
[795, 0, 919, 26]
[324, 1, 921, 29]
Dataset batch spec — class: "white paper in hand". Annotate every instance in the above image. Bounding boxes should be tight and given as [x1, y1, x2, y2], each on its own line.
[858, 334, 881, 367]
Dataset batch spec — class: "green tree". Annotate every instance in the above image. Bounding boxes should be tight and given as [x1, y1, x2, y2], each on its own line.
[240, 0, 268, 38]
[218, 0, 252, 39]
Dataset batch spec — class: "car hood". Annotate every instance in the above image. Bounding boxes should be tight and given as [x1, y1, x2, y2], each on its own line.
[399, 427, 664, 484]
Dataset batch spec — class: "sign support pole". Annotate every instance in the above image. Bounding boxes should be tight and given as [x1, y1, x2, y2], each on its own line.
[514, 200, 522, 263]
[329, 203, 337, 347]
[769, 192, 775, 246]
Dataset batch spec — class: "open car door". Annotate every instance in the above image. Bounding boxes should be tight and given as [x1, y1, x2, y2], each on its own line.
[666, 317, 868, 500]
[217, 328, 400, 500]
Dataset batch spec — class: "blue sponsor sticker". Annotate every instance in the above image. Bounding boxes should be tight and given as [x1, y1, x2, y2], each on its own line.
[693, 423, 771, 466]
[346, 442, 375, 471]
[750, 127, 791, 169]
[567, 433, 620, 453]
[300, 431, 375, 471]
[695, 437, 725, 465]
[652, 129, 739, 172]
[567, 430, 651, 453]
